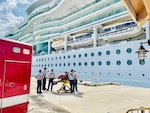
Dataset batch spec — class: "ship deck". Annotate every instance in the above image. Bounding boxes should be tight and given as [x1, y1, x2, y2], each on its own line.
[29, 77, 150, 113]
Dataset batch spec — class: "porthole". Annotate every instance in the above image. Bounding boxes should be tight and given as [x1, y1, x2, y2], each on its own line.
[73, 63, 76, 66]
[106, 61, 111, 65]
[51, 58, 53, 60]
[98, 51, 102, 56]
[63, 63, 66, 66]
[127, 48, 132, 53]
[91, 52, 94, 57]
[116, 60, 121, 65]
[98, 61, 102, 66]
[59, 56, 61, 59]
[79, 54, 81, 58]
[68, 63, 70, 66]
[73, 55, 76, 58]
[127, 60, 132, 65]
[51, 64, 53, 67]
[106, 51, 110, 55]
[59, 63, 61, 66]
[84, 62, 88, 66]
[116, 49, 121, 54]
[79, 62, 81, 66]
[55, 57, 57, 60]
[84, 53, 87, 57]
[91, 62, 94, 66]
[68, 55, 70, 59]
[55, 64, 57, 67]
[63, 56, 66, 59]
[139, 60, 145, 65]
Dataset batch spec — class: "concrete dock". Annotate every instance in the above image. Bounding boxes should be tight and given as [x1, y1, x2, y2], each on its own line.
[28, 77, 150, 113]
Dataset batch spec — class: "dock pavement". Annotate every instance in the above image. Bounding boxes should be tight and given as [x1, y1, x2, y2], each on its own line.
[28, 77, 150, 113]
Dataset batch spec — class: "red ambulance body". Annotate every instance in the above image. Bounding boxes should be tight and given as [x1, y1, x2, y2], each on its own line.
[0, 38, 32, 113]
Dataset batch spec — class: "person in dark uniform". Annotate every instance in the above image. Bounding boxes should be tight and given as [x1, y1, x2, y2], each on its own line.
[36, 70, 44, 93]
[42, 67, 47, 90]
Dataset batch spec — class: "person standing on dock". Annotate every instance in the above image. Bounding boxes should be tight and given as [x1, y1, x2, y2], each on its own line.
[47, 69, 55, 91]
[74, 70, 79, 92]
[36, 69, 44, 93]
[42, 67, 47, 90]
[68, 69, 75, 93]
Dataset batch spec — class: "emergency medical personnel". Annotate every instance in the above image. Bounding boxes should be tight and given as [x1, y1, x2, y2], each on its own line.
[68, 69, 75, 93]
[42, 67, 47, 90]
[36, 70, 44, 93]
[47, 69, 55, 91]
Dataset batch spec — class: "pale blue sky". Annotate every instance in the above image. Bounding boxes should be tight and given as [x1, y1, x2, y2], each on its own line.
[0, 0, 36, 37]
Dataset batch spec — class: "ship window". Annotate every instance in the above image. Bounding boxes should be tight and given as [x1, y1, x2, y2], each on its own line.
[127, 60, 132, 65]
[48, 58, 50, 60]
[79, 62, 81, 66]
[116, 49, 121, 54]
[51, 58, 53, 60]
[73, 55, 76, 58]
[79, 54, 81, 58]
[59, 63, 61, 67]
[91, 52, 94, 57]
[63, 63, 66, 66]
[51, 64, 53, 67]
[73, 63, 76, 66]
[59, 56, 61, 59]
[68, 55, 70, 59]
[139, 60, 145, 65]
[36, 59, 38, 62]
[127, 48, 132, 53]
[116, 60, 121, 65]
[98, 61, 102, 66]
[98, 52, 102, 56]
[91, 62, 94, 66]
[84, 62, 88, 66]
[48, 64, 49, 67]
[84, 53, 87, 57]
[55, 57, 57, 60]
[55, 64, 57, 67]
[106, 61, 111, 65]
[106, 51, 110, 55]
[63, 56, 66, 59]
[68, 63, 70, 66]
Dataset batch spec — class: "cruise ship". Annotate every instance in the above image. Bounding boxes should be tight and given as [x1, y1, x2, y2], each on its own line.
[5, 0, 150, 88]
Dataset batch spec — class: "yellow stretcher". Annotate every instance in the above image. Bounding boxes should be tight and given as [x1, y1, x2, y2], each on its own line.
[57, 79, 70, 93]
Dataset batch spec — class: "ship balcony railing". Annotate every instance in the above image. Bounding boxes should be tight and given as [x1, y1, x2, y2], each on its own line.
[68, 37, 92, 44]
[126, 107, 150, 113]
[99, 25, 136, 38]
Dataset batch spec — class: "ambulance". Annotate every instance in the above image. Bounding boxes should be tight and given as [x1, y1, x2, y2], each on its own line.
[0, 38, 32, 113]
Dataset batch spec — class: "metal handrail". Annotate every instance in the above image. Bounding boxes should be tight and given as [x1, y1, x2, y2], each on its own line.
[126, 107, 150, 113]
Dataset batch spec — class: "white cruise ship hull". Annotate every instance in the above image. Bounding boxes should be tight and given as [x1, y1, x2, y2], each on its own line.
[32, 40, 150, 88]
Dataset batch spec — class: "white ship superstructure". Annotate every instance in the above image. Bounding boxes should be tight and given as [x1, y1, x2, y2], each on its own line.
[6, 0, 150, 87]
